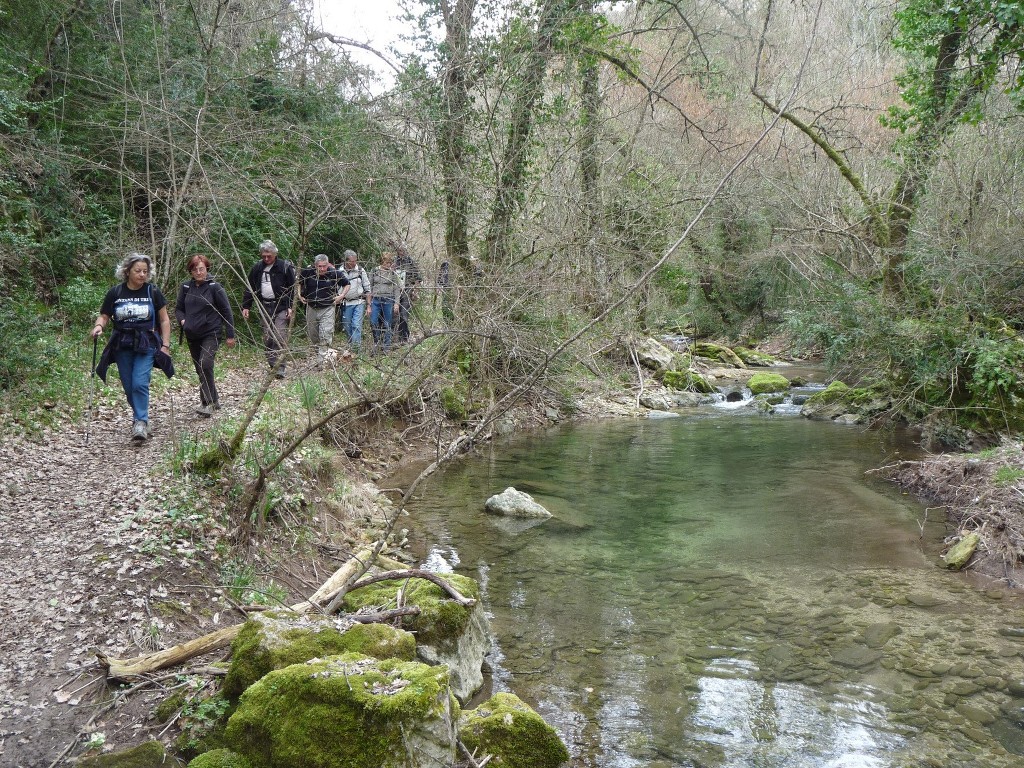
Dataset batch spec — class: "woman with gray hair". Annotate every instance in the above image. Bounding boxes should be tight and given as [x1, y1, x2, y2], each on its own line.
[91, 253, 173, 441]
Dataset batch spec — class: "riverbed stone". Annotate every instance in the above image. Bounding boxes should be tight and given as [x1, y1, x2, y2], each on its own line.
[1008, 680, 1024, 697]
[830, 645, 883, 669]
[859, 622, 902, 649]
[907, 593, 945, 608]
[956, 702, 997, 725]
[225, 653, 456, 768]
[484, 487, 552, 518]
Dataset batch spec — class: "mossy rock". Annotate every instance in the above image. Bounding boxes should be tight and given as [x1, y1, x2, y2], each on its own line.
[458, 692, 569, 768]
[76, 741, 166, 768]
[223, 611, 416, 701]
[154, 690, 187, 723]
[225, 653, 454, 768]
[802, 381, 892, 422]
[943, 532, 981, 570]
[692, 342, 745, 368]
[661, 369, 717, 395]
[342, 573, 481, 657]
[747, 372, 790, 395]
[733, 346, 776, 366]
[187, 749, 253, 768]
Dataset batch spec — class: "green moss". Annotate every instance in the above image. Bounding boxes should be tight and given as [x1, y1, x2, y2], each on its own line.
[223, 612, 416, 701]
[458, 692, 569, 768]
[805, 381, 851, 405]
[661, 369, 717, 394]
[225, 653, 452, 768]
[747, 372, 790, 395]
[154, 690, 187, 723]
[692, 342, 745, 368]
[733, 347, 776, 366]
[342, 573, 481, 654]
[187, 749, 253, 768]
[76, 741, 166, 768]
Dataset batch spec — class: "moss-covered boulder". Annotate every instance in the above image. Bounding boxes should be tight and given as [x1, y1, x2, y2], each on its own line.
[747, 372, 790, 395]
[801, 381, 892, 423]
[225, 653, 455, 768]
[692, 342, 746, 368]
[187, 749, 253, 768]
[943, 532, 981, 570]
[222, 611, 416, 701]
[76, 741, 167, 768]
[733, 346, 777, 366]
[343, 574, 488, 702]
[661, 369, 717, 394]
[458, 692, 569, 768]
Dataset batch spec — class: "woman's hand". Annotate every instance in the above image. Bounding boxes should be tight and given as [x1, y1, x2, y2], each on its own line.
[90, 323, 104, 339]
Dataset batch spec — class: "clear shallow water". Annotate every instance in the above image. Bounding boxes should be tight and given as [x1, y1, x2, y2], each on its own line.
[403, 413, 1024, 767]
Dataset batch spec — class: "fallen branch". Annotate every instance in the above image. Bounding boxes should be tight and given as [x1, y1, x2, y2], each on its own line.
[347, 569, 477, 607]
[98, 548, 373, 681]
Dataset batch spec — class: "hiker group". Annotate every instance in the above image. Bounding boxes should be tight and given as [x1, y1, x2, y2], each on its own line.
[90, 241, 422, 441]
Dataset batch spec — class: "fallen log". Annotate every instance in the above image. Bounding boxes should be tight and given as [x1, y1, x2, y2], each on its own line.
[98, 548, 374, 681]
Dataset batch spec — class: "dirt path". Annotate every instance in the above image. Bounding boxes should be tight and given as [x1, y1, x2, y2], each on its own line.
[0, 371, 252, 767]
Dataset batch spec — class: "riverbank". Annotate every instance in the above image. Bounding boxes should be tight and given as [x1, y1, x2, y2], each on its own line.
[886, 439, 1024, 586]
[1, 346, 1020, 767]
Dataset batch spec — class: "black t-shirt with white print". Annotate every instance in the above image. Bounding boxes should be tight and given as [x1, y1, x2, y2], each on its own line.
[100, 283, 168, 332]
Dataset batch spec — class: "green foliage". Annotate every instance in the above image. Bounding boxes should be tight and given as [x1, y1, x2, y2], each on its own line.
[994, 465, 1024, 485]
[220, 561, 288, 606]
[885, 0, 1024, 133]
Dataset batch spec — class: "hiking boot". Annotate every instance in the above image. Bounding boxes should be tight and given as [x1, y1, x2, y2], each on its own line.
[131, 420, 147, 441]
[196, 404, 214, 417]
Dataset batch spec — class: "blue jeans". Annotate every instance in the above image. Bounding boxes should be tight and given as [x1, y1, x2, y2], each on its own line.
[369, 298, 394, 352]
[114, 347, 155, 422]
[342, 301, 366, 351]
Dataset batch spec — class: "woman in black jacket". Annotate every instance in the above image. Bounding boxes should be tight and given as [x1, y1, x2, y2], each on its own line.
[175, 254, 235, 416]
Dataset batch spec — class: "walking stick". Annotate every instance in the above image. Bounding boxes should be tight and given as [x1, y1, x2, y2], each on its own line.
[84, 335, 98, 445]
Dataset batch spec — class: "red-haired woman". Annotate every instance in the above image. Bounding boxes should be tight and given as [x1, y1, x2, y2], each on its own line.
[175, 254, 235, 416]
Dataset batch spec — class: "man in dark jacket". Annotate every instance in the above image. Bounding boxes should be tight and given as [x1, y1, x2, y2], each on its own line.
[242, 240, 296, 378]
[299, 254, 349, 364]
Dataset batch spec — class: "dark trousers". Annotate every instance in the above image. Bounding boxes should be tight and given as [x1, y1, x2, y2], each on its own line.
[186, 334, 220, 406]
[394, 292, 413, 342]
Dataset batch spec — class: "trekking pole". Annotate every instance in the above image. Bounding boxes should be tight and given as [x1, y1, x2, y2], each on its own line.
[84, 335, 98, 445]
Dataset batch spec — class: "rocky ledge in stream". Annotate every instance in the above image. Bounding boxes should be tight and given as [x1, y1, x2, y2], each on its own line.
[81, 569, 568, 768]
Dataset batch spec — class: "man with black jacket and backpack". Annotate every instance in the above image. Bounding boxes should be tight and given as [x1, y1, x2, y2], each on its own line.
[241, 240, 296, 378]
[299, 254, 349, 364]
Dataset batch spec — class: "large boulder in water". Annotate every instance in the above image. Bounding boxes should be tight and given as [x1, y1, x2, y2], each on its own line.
[747, 372, 790, 395]
[485, 487, 552, 518]
[459, 692, 570, 768]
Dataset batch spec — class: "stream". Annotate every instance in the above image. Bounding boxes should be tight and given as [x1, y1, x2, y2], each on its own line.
[403, 408, 1024, 767]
